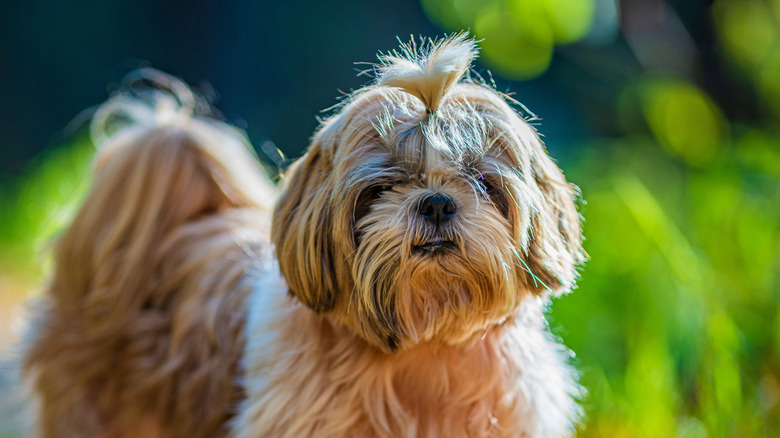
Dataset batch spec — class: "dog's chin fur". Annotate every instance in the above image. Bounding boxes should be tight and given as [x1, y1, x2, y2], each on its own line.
[237, 34, 585, 437]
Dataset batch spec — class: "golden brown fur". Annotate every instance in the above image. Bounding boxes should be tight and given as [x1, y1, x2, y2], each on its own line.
[23, 73, 276, 438]
[237, 34, 585, 437]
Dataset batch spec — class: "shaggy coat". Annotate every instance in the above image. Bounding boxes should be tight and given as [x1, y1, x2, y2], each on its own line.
[235, 35, 585, 437]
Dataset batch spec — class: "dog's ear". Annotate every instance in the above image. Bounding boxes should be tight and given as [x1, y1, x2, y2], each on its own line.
[520, 133, 585, 297]
[272, 134, 341, 313]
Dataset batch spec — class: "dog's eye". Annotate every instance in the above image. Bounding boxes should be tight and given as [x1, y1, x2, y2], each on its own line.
[479, 179, 494, 194]
[370, 185, 393, 199]
[476, 177, 510, 219]
[353, 184, 394, 245]
[475, 177, 494, 196]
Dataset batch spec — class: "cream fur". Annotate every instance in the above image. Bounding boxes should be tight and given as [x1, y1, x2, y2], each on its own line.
[236, 35, 585, 437]
[237, 268, 579, 438]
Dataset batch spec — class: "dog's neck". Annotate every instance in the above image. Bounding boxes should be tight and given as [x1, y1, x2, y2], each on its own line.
[329, 311, 513, 380]
[238, 281, 576, 437]
[272, 298, 523, 436]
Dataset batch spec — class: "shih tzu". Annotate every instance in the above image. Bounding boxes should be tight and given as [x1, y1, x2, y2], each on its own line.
[234, 34, 585, 437]
[23, 34, 584, 438]
[23, 70, 277, 438]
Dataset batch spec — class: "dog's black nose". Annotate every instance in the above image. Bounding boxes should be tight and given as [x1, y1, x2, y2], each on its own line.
[418, 194, 456, 225]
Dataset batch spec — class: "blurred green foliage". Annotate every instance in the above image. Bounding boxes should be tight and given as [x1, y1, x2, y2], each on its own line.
[0, 137, 92, 280]
[555, 136, 780, 437]
[1, 0, 779, 437]
[713, 0, 780, 118]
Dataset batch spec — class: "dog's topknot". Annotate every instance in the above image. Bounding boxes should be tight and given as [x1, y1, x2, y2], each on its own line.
[378, 33, 478, 112]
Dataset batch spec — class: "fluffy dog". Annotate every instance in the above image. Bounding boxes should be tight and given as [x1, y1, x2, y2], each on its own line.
[235, 35, 585, 437]
[23, 71, 276, 438]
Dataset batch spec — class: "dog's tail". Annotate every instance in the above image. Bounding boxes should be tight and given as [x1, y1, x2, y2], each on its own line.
[53, 70, 274, 320]
[24, 70, 275, 436]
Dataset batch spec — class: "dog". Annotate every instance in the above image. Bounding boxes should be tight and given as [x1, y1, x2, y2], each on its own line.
[23, 71, 277, 438]
[234, 34, 585, 437]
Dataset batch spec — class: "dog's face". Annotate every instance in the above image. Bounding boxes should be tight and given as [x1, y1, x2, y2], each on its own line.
[272, 37, 583, 352]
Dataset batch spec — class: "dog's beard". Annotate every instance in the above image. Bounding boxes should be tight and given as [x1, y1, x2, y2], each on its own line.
[351, 185, 523, 352]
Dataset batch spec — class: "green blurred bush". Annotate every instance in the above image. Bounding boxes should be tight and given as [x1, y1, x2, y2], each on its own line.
[1, 1, 779, 437]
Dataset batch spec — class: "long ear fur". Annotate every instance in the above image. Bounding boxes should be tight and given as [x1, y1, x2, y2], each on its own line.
[523, 134, 584, 297]
[271, 132, 340, 313]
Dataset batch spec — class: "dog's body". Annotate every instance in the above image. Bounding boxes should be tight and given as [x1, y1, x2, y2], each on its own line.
[23, 78, 276, 438]
[236, 36, 585, 437]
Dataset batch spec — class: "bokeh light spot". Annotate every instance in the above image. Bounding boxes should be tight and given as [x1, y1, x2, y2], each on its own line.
[423, 0, 600, 79]
[544, 0, 596, 44]
[639, 78, 728, 166]
[475, 1, 554, 80]
[713, 0, 777, 71]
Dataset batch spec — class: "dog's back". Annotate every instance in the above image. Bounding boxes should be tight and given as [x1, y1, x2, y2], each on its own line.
[23, 72, 276, 438]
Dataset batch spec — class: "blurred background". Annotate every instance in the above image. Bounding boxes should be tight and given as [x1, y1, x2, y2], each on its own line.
[1, 0, 778, 436]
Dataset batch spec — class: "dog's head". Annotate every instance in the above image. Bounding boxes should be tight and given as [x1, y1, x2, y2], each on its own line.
[272, 35, 584, 352]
